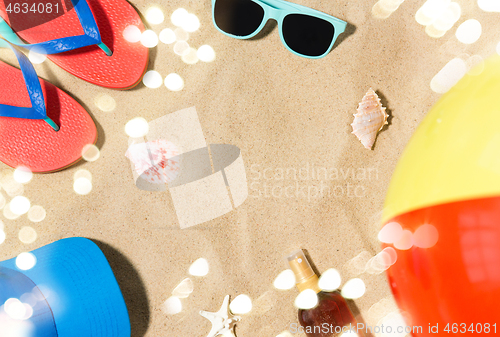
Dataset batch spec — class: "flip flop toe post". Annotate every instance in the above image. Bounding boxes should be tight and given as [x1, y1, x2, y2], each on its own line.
[0, 0, 148, 89]
[0, 41, 97, 173]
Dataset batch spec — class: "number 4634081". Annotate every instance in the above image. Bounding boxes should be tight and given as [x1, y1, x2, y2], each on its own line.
[444, 323, 496, 333]
[6, 3, 60, 14]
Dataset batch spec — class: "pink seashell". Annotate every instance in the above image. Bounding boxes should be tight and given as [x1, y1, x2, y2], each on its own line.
[125, 139, 180, 183]
[351, 88, 388, 150]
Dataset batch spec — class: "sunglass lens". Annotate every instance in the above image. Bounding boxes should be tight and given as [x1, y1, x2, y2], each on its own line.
[214, 0, 265, 37]
[282, 14, 335, 57]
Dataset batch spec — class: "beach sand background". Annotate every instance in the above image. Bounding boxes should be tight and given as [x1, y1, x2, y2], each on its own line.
[1, 0, 499, 336]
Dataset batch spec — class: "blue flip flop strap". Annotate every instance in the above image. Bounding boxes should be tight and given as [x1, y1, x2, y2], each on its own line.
[0, 39, 59, 131]
[0, 0, 112, 56]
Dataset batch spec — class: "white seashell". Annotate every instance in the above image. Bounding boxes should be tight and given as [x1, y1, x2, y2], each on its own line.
[229, 294, 253, 314]
[172, 278, 194, 298]
[163, 296, 182, 315]
[189, 258, 209, 276]
[351, 88, 388, 149]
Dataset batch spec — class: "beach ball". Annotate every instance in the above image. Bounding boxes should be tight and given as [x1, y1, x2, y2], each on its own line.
[381, 55, 500, 335]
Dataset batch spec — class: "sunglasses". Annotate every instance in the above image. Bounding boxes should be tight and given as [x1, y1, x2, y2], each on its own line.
[212, 0, 347, 59]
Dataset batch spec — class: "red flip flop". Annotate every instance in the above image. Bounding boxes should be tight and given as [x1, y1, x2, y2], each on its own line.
[0, 41, 97, 173]
[0, 0, 148, 89]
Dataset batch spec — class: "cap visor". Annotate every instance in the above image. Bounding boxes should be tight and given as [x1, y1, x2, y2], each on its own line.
[0, 237, 131, 337]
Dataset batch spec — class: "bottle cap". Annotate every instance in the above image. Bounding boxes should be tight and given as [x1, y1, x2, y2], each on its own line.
[286, 250, 321, 293]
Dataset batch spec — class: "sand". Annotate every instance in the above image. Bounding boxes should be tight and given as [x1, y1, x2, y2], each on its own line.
[0, 0, 498, 336]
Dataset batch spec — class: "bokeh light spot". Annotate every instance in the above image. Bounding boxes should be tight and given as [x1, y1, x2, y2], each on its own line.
[372, 0, 405, 19]
[394, 229, 414, 250]
[189, 258, 209, 276]
[22, 303, 33, 320]
[171, 8, 189, 27]
[478, 0, 500, 12]
[125, 117, 149, 138]
[165, 73, 184, 91]
[372, 2, 396, 19]
[73, 177, 92, 195]
[431, 2, 461, 31]
[374, 251, 393, 268]
[343, 251, 372, 276]
[415, 6, 435, 26]
[33, 285, 52, 301]
[367, 297, 398, 324]
[140, 30, 159, 48]
[448, 2, 461, 21]
[420, 0, 451, 22]
[28, 47, 47, 64]
[123, 25, 141, 43]
[0, 192, 5, 209]
[197, 45, 216, 62]
[0, 230, 5, 245]
[366, 250, 394, 274]
[10, 196, 31, 215]
[341, 278, 366, 299]
[376, 311, 409, 337]
[18, 226, 37, 244]
[378, 222, 403, 243]
[181, 48, 199, 64]
[338, 332, 360, 337]
[145, 7, 165, 25]
[413, 224, 439, 248]
[94, 94, 116, 112]
[13, 166, 32, 184]
[466, 55, 485, 76]
[4, 298, 27, 320]
[3, 204, 21, 220]
[425, 24, 446, 38]
[341, 332, 359, 337]
[182, 13, 200, 32]
[294, 289, 318, 309]
[174, 28, 189, 42]
[382, 247, 398, 265]
[16, 252, 36, 270]
[1, 172, 24, 197]
[455, 19, 481, 44]
[20, 293, 37, 307]
[430, 57, 467, 93]
[318, 268, 341, 291]
[273, 269, 296, 290]
[27, 205, 46, 223]
[74, 169, 92, 182]
[143, 70, 163, 89]
[173, 41, 190, 56]
[81, 144, 100, 162]
[159, 28, 176, 44]
[230, 294, 253, 314]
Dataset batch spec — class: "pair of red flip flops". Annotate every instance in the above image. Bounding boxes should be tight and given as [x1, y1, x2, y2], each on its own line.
[0, 0, 149, 172]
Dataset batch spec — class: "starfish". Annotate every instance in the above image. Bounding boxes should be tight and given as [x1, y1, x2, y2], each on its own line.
[200, 295, 241, 337]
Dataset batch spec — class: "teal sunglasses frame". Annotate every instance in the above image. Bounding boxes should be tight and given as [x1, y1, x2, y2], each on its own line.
[211, 0, 347, 59]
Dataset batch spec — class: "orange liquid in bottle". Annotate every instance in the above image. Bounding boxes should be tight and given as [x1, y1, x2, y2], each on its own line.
[298, 291, 355, 337]
[287, 250, 360, 337]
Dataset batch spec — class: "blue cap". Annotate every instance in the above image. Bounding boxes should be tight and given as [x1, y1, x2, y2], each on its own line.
[0, 237, 131, 337]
